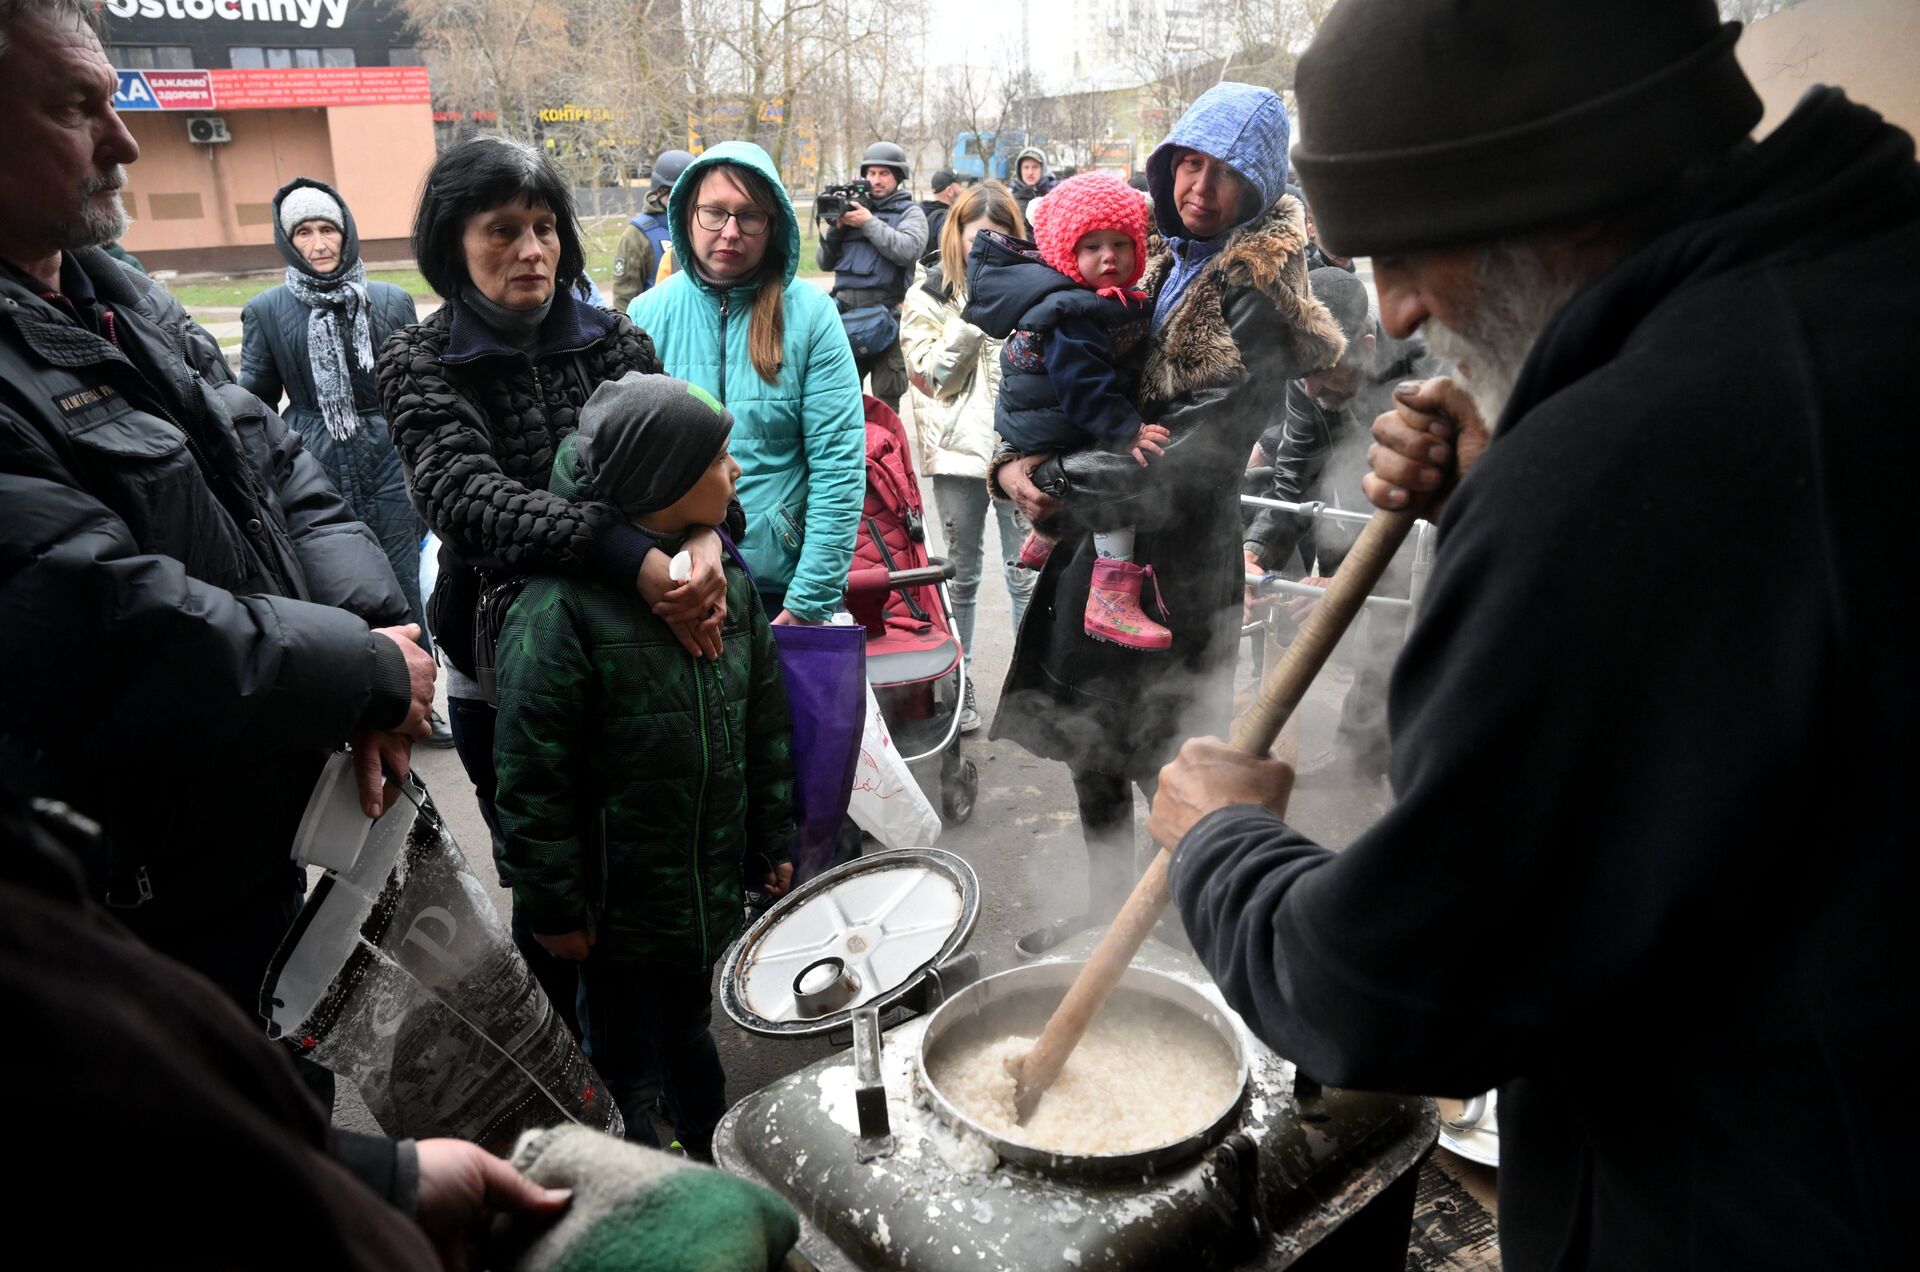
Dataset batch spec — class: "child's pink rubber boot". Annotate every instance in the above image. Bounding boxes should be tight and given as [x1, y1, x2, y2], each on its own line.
[1085, 558, 1172, 650]
[1015, 531, 1056, 571]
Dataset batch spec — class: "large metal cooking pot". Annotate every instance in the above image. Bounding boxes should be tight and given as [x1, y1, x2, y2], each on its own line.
[916, 961, 1250, 1180]
[713, 933, 1438, 1272]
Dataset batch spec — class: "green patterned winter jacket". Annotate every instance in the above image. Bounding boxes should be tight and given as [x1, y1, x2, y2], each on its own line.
[493, 436, 795, 970]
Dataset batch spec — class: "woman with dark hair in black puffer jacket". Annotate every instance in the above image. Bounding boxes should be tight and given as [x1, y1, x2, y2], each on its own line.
[378, 136, 737, 1035]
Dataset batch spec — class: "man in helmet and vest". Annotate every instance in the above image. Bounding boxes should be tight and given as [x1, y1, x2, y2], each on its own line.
[612, 148, 693, 311]
[816, 140, 927, 410]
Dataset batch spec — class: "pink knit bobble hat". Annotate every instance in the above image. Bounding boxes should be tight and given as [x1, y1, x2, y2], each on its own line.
[1034, 172, 1149, 288]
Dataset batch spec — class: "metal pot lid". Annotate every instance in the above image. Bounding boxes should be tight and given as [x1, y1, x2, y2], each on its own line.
[721, 848, 978, 1037]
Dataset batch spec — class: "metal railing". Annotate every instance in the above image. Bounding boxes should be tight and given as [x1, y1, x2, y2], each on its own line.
[1239, 492, 1438, 621]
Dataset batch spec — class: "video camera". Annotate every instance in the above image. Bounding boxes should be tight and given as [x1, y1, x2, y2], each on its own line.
[814, 179, 876, 227]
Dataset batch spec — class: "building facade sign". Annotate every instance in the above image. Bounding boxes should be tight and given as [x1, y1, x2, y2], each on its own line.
[103, 0, 415, 70]
[113, 65, 427, 110]
[212, 65, 429, 108]
[106, 0, 357, 33]
[114, 68, 216, 111]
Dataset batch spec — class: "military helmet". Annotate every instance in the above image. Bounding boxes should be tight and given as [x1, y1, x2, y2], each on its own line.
[860, 141, 909, 182]
[650, 149, 695, 192]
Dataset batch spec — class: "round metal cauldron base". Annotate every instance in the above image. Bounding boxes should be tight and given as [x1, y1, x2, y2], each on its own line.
[916, 962, 1250, 1180]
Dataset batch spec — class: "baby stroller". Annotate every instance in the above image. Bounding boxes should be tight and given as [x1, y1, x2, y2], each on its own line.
[843, 395, 979, 824]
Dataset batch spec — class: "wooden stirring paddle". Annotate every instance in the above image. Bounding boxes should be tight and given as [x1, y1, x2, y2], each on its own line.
[1013, 506, 1421, 1122]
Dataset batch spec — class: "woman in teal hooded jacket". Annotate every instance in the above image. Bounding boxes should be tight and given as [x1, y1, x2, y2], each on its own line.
[630, 142, 864, 623]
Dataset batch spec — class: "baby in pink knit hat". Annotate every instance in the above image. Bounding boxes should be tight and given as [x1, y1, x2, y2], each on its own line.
[961, 171, 1173, 651]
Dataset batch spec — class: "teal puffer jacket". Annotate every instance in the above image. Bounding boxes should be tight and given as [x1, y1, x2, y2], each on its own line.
[628, 142, 864, 621]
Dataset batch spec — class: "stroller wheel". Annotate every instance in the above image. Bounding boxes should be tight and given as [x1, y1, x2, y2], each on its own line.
[940, 756, 978, 824]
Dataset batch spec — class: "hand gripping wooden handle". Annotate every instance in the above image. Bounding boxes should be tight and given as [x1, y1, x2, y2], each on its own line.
[1014, 508, 1420, 1121]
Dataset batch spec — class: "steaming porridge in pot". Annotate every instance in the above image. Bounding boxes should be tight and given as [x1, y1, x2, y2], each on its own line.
[925, 993, 1241, 1154]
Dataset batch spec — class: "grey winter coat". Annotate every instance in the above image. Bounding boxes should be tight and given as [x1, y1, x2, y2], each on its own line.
[0, 248, 413, 916]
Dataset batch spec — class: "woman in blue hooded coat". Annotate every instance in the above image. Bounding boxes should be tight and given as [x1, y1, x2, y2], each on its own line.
[988, 84, 1346, 921]
[240, 178, 448, 744]
[629, 142, 865, 626]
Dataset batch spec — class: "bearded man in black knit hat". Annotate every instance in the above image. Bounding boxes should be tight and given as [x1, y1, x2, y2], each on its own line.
[1151, 1, 1919, 1265]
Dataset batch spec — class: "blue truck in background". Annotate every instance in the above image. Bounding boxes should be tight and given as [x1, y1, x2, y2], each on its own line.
[950, 129, 1048, 181]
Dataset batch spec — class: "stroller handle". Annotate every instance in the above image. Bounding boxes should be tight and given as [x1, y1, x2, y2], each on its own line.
[846, 560, 956, 594]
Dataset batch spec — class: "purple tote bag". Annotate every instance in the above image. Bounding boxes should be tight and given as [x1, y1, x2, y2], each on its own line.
[771, 622, 866, 883]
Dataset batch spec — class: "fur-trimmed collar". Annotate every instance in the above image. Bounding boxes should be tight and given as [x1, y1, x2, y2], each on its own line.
[1138, 196, 1344, 413]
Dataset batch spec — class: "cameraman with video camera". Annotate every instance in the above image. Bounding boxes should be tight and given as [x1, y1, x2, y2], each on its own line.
[815, 141, 927, 411]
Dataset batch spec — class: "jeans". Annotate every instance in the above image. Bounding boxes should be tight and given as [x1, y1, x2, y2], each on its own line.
[578, 957, 729, 1160]
[1070, 768, 1159, 922]
[931, 475, 1033, 669]
[446, 694, 582, 1040]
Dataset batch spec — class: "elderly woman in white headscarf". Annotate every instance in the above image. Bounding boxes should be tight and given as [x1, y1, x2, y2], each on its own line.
[240, 177, 447, 745]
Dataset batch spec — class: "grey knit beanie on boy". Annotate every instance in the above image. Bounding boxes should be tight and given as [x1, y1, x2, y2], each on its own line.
[577, 372, 733, 516]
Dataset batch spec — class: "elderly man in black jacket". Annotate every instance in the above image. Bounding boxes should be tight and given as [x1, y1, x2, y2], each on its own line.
[0, 2, 434, 1033]
[1151, 1, 1919, 1267]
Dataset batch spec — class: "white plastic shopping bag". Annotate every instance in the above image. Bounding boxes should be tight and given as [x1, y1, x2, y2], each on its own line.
[847, 681, 942, 849]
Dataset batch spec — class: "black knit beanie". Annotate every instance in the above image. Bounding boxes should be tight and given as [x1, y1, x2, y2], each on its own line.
[1293, 0, 1763, 257]
[577, 373, 733, 517]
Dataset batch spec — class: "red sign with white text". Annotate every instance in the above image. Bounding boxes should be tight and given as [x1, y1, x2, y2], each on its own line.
[207, 66, 430, 111]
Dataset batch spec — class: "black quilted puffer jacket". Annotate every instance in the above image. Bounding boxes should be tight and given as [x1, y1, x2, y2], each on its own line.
[378, 292, 662, 676]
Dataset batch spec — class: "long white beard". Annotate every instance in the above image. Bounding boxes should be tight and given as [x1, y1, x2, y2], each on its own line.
[1426, 241, 1582, 432]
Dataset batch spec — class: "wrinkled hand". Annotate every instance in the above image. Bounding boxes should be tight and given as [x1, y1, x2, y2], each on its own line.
[349, 727, 414, 820]
[638, 532, 726, 661]
[1129, 422, 1170, 467]
[839, 203, 874, 229]
[533, 929, 594, 962]
[999, 453, 1060, 524]
[414, 1137, 572, 1272]
[1149, 736, 1296, 849]
[763, 862, 795, 896]
[373, 624, 436, 740]
[772, 608, 824, 627]
[1363, 376, 1488, 517]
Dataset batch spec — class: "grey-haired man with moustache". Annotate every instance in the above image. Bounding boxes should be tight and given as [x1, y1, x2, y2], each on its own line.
[1151, 0, 1919, 1265]
[0, 0, 434, 1026]
[0, 3, 585, 1254]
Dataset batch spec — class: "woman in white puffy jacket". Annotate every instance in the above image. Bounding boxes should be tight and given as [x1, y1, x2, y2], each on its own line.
[901, 181, 1031, 734]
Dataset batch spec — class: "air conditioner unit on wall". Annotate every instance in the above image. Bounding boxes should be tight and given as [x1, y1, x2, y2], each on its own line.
[187, 116, 232, 145]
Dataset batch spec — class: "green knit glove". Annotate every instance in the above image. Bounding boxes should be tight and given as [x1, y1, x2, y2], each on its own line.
[499, 1126, 800, 1272]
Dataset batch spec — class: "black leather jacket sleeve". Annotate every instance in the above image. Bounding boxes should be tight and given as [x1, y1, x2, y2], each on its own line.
[1245, 382, 1334, 566]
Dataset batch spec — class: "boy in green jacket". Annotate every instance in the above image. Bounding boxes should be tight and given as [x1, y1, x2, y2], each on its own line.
[493, 372, 796, 1159]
